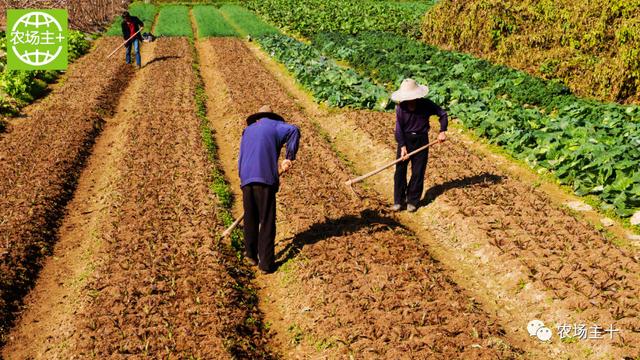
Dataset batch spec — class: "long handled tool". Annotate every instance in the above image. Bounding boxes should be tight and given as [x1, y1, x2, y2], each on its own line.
[345, 140, 441, 187]
[222, 169, 287, 238]
[107, 28, 143, 59]
[222, 216, 243, 238]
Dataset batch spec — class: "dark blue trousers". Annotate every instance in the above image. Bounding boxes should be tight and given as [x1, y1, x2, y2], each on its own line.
[125, 38, 141, 66]
[394, 132, 429, 206]
[242, 183, 276, 272]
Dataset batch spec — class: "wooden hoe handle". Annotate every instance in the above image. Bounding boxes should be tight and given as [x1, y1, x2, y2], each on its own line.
[221, 169, 287, 238]
[222, 216, 243, 238]
[345, 140, 441, 186]
[107, 28, 144, 59]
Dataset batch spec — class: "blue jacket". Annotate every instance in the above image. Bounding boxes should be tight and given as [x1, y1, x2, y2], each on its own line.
[239, 117, 300, 189]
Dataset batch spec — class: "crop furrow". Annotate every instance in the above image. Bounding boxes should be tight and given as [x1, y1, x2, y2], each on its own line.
[0, 37, 134, 343]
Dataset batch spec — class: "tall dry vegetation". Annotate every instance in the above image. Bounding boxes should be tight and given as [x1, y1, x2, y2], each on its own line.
[422, 0, 640, 104]
[0, 0, 130, 32]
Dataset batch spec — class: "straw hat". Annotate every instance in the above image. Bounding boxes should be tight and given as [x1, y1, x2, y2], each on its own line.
[390, 78, 429, 103]
[246, 105, 284, 125]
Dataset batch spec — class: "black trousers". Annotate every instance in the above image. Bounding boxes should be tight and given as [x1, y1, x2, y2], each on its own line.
[394, 132, 429, 206]
[242, 183, 277, 271]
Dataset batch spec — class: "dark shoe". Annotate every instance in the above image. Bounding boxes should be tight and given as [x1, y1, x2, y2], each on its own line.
[407, 204, 418, 212]
[259, 264, 274, 274]
[244, 252, 258, 266]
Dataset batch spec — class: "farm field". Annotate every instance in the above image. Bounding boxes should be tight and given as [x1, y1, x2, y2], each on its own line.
[0, 37, 133, 342]
[0, 2, 639, 359]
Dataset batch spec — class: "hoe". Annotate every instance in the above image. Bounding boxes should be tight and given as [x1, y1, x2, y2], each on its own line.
[345, 140, 440, 189]
[106, 28, 143, 59]
[221, 140, 440, 238]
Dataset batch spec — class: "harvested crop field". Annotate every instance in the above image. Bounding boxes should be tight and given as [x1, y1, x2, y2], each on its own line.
[66, 38, 273, 358]
[345, 110, 640, 344]
[0, 37, 133, 342]
[2, 3, 639, 359]
[198, 37, 523, 358]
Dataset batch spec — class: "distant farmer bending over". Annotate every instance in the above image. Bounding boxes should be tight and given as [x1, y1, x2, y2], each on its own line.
[239, 105, 300, 274]
[121, 11, 144, 68]
[391, 78, 448, 212]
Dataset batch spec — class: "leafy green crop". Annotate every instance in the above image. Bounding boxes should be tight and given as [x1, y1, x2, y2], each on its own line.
[257, 34, 388, 110]
[247, 0, 434, 39]
[218, 5, 279, 37]
[106, 2, 158, 36]
[1, 70, 42, 102]
[193, 5, 237, 38]
[313, 32, 572, 108]
[154, 5, 193, 37]
[69, 30, 91, 61]
[422, 0, 640, 104]
[311, 32, 640, 216]
[0, 30, 91, 116]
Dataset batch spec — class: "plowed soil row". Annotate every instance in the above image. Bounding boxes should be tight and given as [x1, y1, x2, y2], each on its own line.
[3, 38, 161, 359]
[0, 37, 133, 342]
[343, 111, 640, 351]
[201, 37, 523, 359]
[44, 37, 272, 358]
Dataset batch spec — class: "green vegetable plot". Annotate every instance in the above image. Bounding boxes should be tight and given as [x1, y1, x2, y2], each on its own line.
[155, 5, 193, 37]
[193, 5, 237, 37]
[257, 34, 388, 110]
[311, 32, 640, 216]
[218, 4, 279, 37]
[247, 0, 434, 39]
[0, 30, 91, 118]
[106, 2, 158, 36]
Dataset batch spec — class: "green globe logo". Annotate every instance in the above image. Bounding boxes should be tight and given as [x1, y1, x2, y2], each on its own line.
[7, 9, 68, 70]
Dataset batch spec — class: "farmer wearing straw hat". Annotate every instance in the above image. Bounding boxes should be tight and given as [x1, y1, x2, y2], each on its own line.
[121, 11, 144, 68]
[391, 79, 448, 212]
[239, 105, 300, 274]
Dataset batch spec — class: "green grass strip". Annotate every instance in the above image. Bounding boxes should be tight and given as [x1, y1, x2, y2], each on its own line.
[193, 5, 237, 38]
[189, 42, 276, 359]
[105, 2, 157, 36]
[218, 5, 279, 37]
[189, 37, 243, 252]
[155, 5, 193, 37]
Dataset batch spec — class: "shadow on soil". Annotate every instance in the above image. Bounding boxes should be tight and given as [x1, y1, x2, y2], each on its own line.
[143, 55, 182, 68]
[421, 172, 503, 206]
[274, 209, 404, 269]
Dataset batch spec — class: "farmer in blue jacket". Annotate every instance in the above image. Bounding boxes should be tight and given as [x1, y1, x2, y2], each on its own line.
[239, 105, 300, 274]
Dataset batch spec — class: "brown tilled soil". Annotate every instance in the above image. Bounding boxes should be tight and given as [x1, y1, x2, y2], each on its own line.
[0, 37, 133, 343]
[60, 37, 274, 358]
[2, 38, 158, 359]
[344, 110, 640, 352]
[231, 37, 640, 358]
[244, 37, 640, 357]
[200, 37, 523, 359]
[2, 37, 275, 359]
[2, 24, 637, 360]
